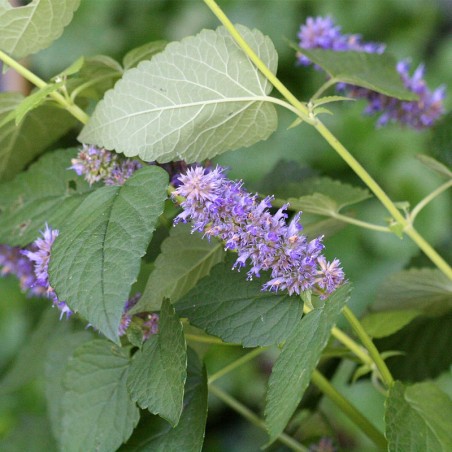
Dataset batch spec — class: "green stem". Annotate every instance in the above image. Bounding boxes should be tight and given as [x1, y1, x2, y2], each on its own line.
[311, 370, 387, 450]
[184, 333, 235, 346]
[342, 306, 394, 387]
[314, 120, 452, 279]
[208, 348, 267, 384]
[209, 384, 308, 452]
[203, 0, 452, 281]
[203, 0, 313, 125]
[0, 49, 89, 125]
[331, 212, 390, 233]
[409, 179, 452, 223]
[304, 305, 372, 366]
[310, 78, 339, 101]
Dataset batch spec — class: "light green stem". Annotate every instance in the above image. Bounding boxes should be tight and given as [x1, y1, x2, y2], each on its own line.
[311, 370, 387, 450]
[184, 333, 235, 345]
[0, 49, 89, 125]
[209, 384, 308, 451]
[409, 179, 452, 223]
[208, 347, 267, 384]
[342, 306, 394, 387]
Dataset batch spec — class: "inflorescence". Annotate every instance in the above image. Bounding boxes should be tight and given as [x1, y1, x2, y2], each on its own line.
[297, 16, 445, 129]
[0, 224, 158, 339]
[172, 166, 345, 298]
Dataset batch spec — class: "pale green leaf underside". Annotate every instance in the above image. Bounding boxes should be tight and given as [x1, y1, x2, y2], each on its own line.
[127, 299, 187, 427]
[265, 284, 350, 442]
[385, 381, 452, 451]
[49, 166, 169, 343]
[373, 268, 452, 316]
[298, 48, 418, 100]
[131, 224, 225, 314]
[0, 148, 93, 247]
[0, 92, 77, 182]
[122, 41, 167, 70]
[61, 339, 139, 452]
[79, 25, 278, 163]
[0, 0, 80, 59]
[176, 256, 304, 348]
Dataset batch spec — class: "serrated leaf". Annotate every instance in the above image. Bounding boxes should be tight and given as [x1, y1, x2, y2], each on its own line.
[61, 339, 139, 452]
[277, 177, 371, 216]
[131, 224, 225, 314]
[122, 41, 167, 70]
[297, 48, 417, 100]
[127, 299, 187, 426]
[0, 92, 77, 182]
[385, 381, 452, 451]
[176, 256, 304, 348]
[45, 330, 93, 446]
[0, 0, 80, 59]
[376, 311, 452, 381]
[0, 308, 70, 395]
[373, 268, 452, 316]
[430, 110, 452, 167]
[121, 348, 207, 452]
[361, 310, 422, 339]
[79, 25, 278, 163]
[265, 284, 350, 443]
[49, 166, 169, 343]
[416, 154, 452, 179]
[0, 148, 93, 247]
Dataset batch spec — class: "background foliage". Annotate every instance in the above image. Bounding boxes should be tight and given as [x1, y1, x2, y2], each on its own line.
[0, 0, 451, 451]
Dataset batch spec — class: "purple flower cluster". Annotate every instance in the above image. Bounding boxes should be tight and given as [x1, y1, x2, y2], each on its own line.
[69, 145, 142, 186]
[297, 16, 385, 66]
[297, 16, 446, 129]
[21, 225, 73, 319]
[172, 166, 344, 298]
[0, 244, 45, 297]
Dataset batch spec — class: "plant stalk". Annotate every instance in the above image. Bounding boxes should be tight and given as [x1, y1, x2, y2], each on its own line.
[0, 49, 89, 125]
[209, 384, 308, 451]
[311, 370, 387, 450]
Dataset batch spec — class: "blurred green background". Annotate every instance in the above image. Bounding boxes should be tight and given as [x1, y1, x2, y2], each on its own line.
[1, 1, 451, 450]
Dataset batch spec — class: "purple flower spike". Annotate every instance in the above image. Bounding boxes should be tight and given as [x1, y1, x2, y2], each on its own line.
[22, 225, 73, 319]
[172, 166, 345, 299]
[297, 16, 445, 129]
[297, 16, 384, 66]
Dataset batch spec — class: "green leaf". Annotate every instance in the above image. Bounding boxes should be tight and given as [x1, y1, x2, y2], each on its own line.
[53, 56, 85, 79]
[265, 284, 350, 443]
[79, 25, 278, 163]
[0, 92, 77, 182]
[430, 110, 452, 167]
[49, 166, 169, 343]
[0, 148, 93, 247]
[122, 41, 167, 70]
[416, 154, 452, 179]
[127, 299, 187, 426]
[296, 48, 417, 100]
[131, 224, 225, 314]
[176, 256, 304, 348]
[0, 308, 70, 395]
[385, 381, 452, 451]
[373, 268, 452, 316]
[361, 310, 422, 338]
[61, 339, 140, 452]
[0, 0, 81, 59]
[121, 348, 207, 452]
[45, 330, 93, 446]
[68, 55, 123, 101]
[277, 177, 371, 216]
[376, 311, 452, 381]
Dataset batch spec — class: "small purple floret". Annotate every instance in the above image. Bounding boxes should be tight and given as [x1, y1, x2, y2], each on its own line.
[172, 166, 345, 298]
